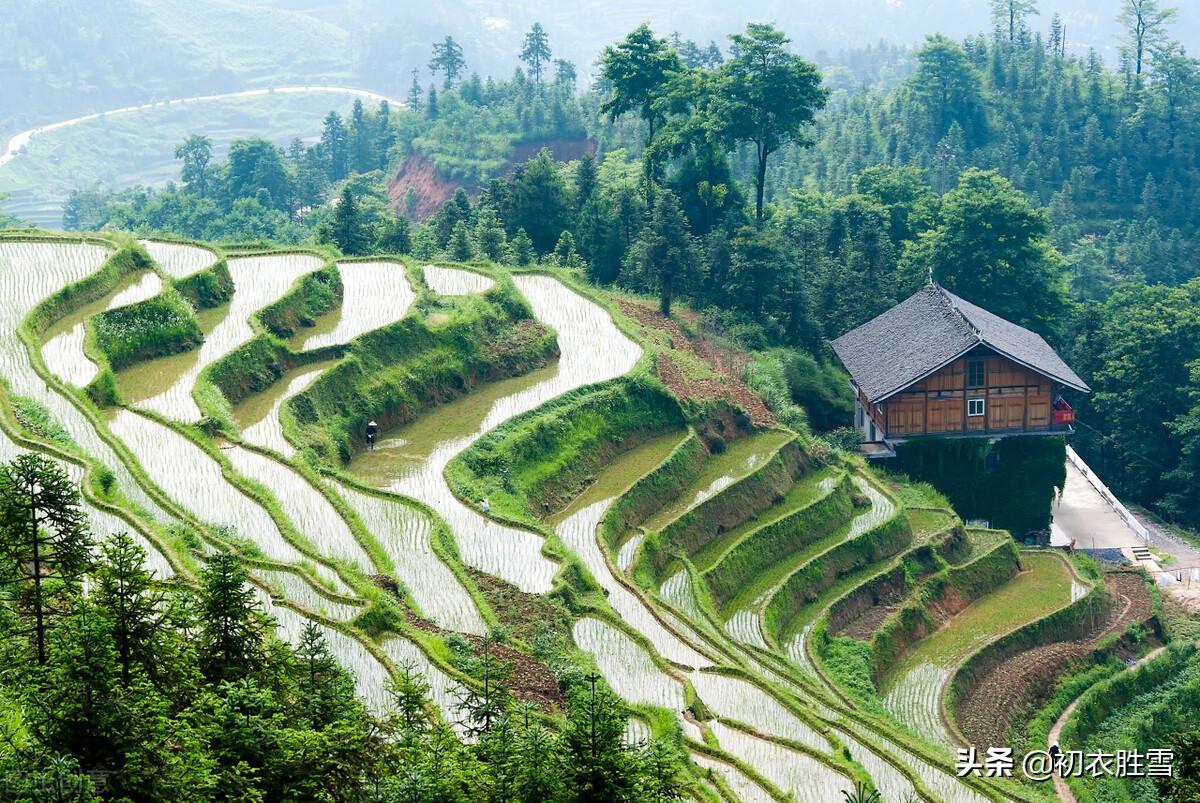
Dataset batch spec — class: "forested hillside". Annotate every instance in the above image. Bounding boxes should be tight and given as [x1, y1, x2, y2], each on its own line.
[53, 3, 1200, 532]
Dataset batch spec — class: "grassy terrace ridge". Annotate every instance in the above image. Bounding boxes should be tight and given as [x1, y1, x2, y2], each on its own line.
[5, 235, 532, 742]
[692, 465, 845, 574]
[708, 472, 856, 618]
[641, 428, 796, 533]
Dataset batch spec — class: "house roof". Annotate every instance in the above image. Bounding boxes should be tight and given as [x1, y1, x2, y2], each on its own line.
[830, 284, 1089, 403]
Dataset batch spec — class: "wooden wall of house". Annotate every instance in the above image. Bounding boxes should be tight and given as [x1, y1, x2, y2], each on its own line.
[882, 354, 1054, 438]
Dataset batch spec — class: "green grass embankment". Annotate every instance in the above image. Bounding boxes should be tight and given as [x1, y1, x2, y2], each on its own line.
[284, 276, 558, 464]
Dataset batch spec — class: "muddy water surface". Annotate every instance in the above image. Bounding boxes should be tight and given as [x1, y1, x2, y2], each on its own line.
[234, 360, 337, 455]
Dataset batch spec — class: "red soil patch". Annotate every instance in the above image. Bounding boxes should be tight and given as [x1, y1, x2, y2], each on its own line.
[956, 571, 1155, 748]
[388, 138, 595, 221]
[618, 299, 776, 428]
[387, 153, 461, 219]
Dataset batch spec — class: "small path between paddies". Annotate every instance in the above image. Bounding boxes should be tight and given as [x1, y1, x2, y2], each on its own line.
[1045, 641, 1197, 803]
[880, 551, 1074, 750]
[350, 273, 640, 593]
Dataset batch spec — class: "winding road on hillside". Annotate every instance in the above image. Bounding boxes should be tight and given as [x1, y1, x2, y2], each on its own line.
[0, 86, 406, 170]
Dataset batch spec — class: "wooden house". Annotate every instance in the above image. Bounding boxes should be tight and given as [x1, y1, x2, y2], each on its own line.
[830, 284, 1089, 457]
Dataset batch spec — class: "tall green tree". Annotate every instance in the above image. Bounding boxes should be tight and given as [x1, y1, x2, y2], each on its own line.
[714, 24, 827, 223]
[907, 35, 988, 149]
[320, 111, 350, 182]
[521, 23, 552, 85]
[94, 532, 164, 687]
[0, 453, 91, 665]
[322, 187, 370, 255]
[902, 168, 1067, 337]
[599, 25, 682, 181]
[198, 553, 265, 682]
[430, 36, 466, 87]
[175, 134, 214, 197]
[1119, 0, 1177, 78]
[625, 189, 698, 315]
[990, 0, 1039, 42]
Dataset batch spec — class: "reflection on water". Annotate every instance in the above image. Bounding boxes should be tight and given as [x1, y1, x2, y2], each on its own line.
[0, 241, 165, 519]
[139, 239, 216, 279]
[234, 360, 336, 455]
[42, 269, 163, 387]
[134, 254, 323, 421]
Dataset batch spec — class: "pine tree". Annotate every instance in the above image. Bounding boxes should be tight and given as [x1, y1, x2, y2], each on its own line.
[323, 187, 370, 255]
[449, 219, 474, 261]
[94, 532, 164, 686]
[520, 23, 552, 84]
[473, 205, 508, 261]
[510, 228, 535, 265]
[429, 36, 466, 87]
[320, 111, 349, 181]
[198, 553, 264, 681]
[406, 69, 424, 112]
[0, 453, 91, 665]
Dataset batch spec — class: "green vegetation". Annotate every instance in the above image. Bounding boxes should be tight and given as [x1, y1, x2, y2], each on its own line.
[1062, 642, 1200, 802]
[288, 278, 557, 462]
[889, 437, 1067, 535]
[451, 376, 685, 521]
[90, 289, 203, 370]
[174, 257, 234, 307]
[8, 394, 77, 452]
[256, 259, 343, 339]
[0, 455, 682, 800]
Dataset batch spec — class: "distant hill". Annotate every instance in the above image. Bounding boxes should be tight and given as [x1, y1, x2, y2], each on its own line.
[5, 1, 1196, 136]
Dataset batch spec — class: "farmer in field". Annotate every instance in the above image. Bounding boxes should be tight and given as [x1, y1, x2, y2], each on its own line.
[365, 420, 378, 451]
[481, 498, 490, 514]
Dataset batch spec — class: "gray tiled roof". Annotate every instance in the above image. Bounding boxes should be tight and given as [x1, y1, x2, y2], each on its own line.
[830, 284, 1089, 403]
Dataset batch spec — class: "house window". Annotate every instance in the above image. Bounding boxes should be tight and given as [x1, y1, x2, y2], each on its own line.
[967, 359, 986, 388]
[967, 398, 986, 417]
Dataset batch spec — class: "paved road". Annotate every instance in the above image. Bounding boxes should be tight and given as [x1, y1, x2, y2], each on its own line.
[1052, 461, 1143, 552]
[1, 86, 406, 169]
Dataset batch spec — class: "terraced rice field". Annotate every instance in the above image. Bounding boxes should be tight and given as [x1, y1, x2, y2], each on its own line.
[132, 253, 323, 420]
[691, 752, 774, 803]
[642, 430, 793, 532]
[335, 481, 486, 635]
[421, 263, 495, 295]
[572, 617, 686, 711]
[881, 552, 1075, 747]
[41, 269, 163, 386]
[557, 500, 710, 667]
[235, 361, 335, 455]
[295, 260, 415, 349]
[0, 237, 1039, 802]
[138, 239, 217, 279]
[108, 409, 307, 565]
[709, 721, 852, 800]
[350, 271, 641, 593]
[225, 445, 375, 574]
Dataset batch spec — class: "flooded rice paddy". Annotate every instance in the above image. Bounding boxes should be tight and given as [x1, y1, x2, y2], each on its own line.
[138, 239, 217, 278]
[132, 253, 323, 421]
[295, 260, 415, 349]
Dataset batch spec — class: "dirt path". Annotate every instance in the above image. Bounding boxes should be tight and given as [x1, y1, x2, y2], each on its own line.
[1047, 643, 1169, 803]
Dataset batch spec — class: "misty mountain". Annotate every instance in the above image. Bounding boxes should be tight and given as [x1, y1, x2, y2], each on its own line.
[2, 0, 1197, 134]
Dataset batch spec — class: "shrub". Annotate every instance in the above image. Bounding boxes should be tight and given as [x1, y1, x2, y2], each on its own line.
[91, 290, 203, 370]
